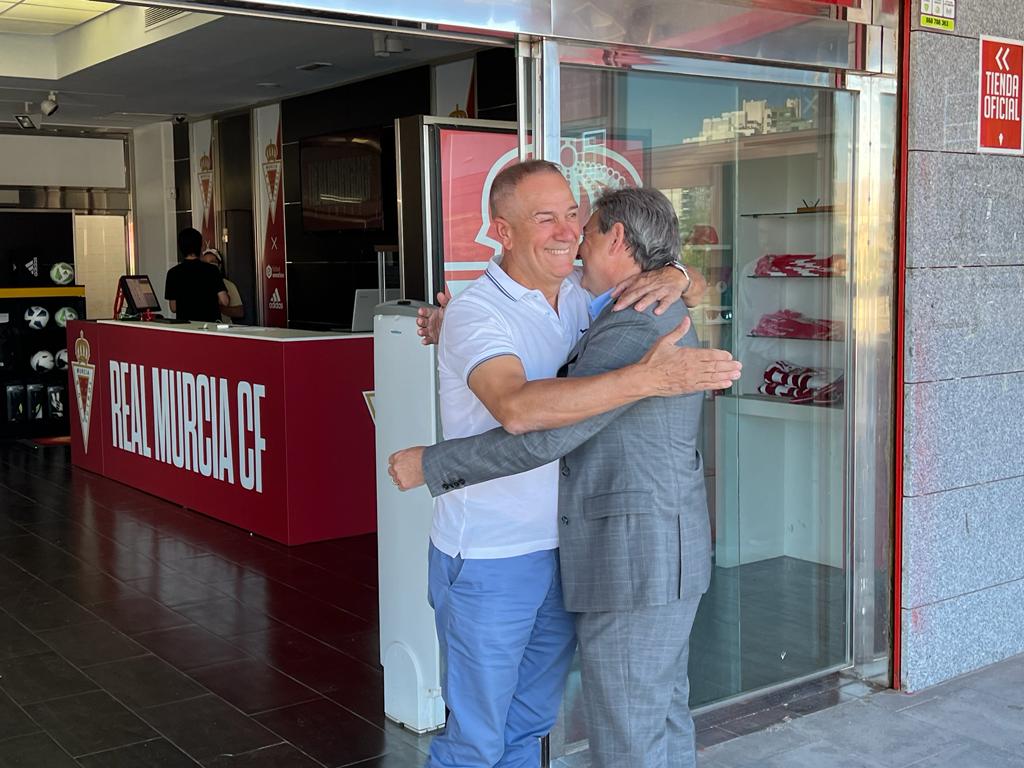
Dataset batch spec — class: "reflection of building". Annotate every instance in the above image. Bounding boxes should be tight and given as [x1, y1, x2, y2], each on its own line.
[683, 97, 815, 144]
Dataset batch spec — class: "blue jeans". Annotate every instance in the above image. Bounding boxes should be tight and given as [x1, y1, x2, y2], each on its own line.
[426, 543, 577, 768]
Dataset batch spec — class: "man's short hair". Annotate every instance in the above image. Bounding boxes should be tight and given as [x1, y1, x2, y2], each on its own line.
[488, 160, 564, 218]
[592, 187, 679, 271]
[177, 227, 203, 259]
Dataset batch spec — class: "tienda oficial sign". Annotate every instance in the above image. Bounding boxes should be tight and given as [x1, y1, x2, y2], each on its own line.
[978, 36, 1024, 154]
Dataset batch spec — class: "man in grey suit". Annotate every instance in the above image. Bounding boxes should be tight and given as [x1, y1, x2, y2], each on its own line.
[390, 186, 715, 768]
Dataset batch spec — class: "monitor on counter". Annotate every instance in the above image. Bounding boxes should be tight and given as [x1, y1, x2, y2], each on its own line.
[119, 275, 162, 315]
[351, 287, 399, 332]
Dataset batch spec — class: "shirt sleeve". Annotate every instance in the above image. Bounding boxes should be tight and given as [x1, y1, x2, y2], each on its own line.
[225, 280, 242, 306]
[439, 297, 519, 385]
[164, 267, 177, 300]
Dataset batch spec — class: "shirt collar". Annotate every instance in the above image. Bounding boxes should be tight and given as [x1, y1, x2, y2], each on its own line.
[589, 289, 615, 320]
[484, 257, 530, 302]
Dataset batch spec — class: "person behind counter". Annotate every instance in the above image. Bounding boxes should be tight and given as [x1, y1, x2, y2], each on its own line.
[164, 228, 229, 322]
[201, 248, 244, 324]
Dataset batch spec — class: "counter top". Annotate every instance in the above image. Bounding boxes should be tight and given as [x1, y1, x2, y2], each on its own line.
[94, 319, 371, 342]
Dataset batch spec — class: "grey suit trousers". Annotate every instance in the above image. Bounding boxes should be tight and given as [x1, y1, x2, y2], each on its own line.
[576, 594, 704, 768]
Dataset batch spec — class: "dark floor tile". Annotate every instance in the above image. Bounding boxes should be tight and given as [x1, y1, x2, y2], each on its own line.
[254, 699, 393, 767]
[24, 689, 156, 757]
[48, 571, 139, 606]
[229, 626, 383, 716]
[0, 535, 96, 582]
[783, 687, 860, 717]
[334, 629, 381, 670]
[139, 695, 280, 762]
[84, 655, 206, 710]
[0, 516, 26, 538]
[134, 625, 248, 671]
[0, 651, 98, 704]
[0, 689, 40, 741]
[0, 580, 97, 631]
[202, 742, 321, 767]
[91, 597, 191, 635]
[37, 620, 147, 668]
[127, 569, 229, 608]
[0, 611, 48, 660]
[174, 598, 280, 638]
[77, 738, 201, 768]
[189, 658, 321, 715]
[0, 731, 79, 767]
[169, 555, 251, 585]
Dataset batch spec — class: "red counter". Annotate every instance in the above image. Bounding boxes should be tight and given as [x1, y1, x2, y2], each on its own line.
[67, 320, 375, 545]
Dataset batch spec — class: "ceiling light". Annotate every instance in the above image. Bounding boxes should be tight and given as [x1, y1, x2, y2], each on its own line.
[385, 35, 405, 54]
[40, 91, 59, 117]
[372, 32, 388, 58]
[15, 114, 37, 130]
[257, 82, 280, 88]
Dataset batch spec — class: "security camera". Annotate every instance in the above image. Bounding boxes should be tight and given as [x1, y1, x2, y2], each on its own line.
[40, 91, 59, 117]
[173, 113, 187, 124]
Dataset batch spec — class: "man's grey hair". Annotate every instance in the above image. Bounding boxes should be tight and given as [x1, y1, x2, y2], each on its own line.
[591, 186, 679, 271]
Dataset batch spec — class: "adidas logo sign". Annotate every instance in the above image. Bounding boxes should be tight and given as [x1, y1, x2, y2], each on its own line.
[269, 288, 284, 310]
[24, 258, 38, 277]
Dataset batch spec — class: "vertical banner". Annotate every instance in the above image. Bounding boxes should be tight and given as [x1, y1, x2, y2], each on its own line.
[253, 104, 288, 327]
[190, 119, 218, 251]
[437, 129, 644, 296]
[978, 36, 1024, 155]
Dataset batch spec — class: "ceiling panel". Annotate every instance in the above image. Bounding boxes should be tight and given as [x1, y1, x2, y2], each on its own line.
[21, 0, 116, 8]
[4, 5, 96, 22]
[0, 17, 71, 33]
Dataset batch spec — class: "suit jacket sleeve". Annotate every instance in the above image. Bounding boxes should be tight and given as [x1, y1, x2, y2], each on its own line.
[422, 309, 663, 497]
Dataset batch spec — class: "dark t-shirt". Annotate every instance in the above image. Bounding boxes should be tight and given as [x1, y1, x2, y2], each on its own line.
[164, 258, 226, 322]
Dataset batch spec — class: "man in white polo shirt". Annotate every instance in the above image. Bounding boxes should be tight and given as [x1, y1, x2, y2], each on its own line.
[423, 160, 739, 768]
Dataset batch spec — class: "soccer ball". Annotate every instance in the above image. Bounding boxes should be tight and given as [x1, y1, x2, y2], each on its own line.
[55, 349, 68, 370]
[50, 262, 74, 285]
[25, 306, 49, 329]
[54, 307, 78, 328]
[30, 350, 54, 372]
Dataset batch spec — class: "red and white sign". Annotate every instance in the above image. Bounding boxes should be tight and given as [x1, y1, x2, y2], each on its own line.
[67, 321, 375, 545]
[978, 36, 1024, 154]
[254, 104, 288, 326]
[437, 129, 645, 295]
[190, 119, 218, 250]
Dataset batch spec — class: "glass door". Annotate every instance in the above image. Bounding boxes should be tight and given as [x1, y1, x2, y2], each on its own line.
[555, 55, 861, 708]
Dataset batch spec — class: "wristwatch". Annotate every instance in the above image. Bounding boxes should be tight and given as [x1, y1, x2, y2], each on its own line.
[669, 259, 693, 296]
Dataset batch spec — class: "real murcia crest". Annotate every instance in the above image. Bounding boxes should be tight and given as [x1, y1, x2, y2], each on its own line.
[263, 143, 282, 224]
[70, 331, 96, 453]
[198, 153, 214, 225]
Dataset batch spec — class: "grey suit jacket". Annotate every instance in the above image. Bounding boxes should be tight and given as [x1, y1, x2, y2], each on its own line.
[423, 301, 712, 613]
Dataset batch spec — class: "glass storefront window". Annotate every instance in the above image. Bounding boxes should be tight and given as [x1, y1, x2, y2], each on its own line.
[560, 65, 856, 707]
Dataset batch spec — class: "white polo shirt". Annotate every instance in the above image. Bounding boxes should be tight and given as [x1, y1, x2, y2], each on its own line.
[431, 259, 591, 559]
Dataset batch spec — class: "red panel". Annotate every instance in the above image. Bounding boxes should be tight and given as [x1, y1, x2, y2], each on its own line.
[283, 337, 376, 544]
[978, 37, 1024, 154]
[68, 322, 375, 545]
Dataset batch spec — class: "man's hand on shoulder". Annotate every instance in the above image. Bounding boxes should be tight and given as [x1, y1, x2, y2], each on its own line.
[611, 264, 707, 315]
[416, 288, 451, 346]
[637, 317, 742, 395]
[388, 446, 426, 491]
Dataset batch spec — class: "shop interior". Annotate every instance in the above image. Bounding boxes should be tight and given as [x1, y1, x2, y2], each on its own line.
[0, 0, 876, 744]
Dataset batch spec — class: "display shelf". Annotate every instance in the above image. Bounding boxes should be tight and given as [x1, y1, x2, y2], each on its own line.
[747, 333, 843, 342]
[721, 393, 843, 422]
[747, 275, 844, 280]
[0, 287, 86, 299]
[739, 210, 834, 219]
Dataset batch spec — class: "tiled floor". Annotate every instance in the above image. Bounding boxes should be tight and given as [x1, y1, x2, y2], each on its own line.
[0, 442, 427, 767]
[0, 441, 873, 767]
